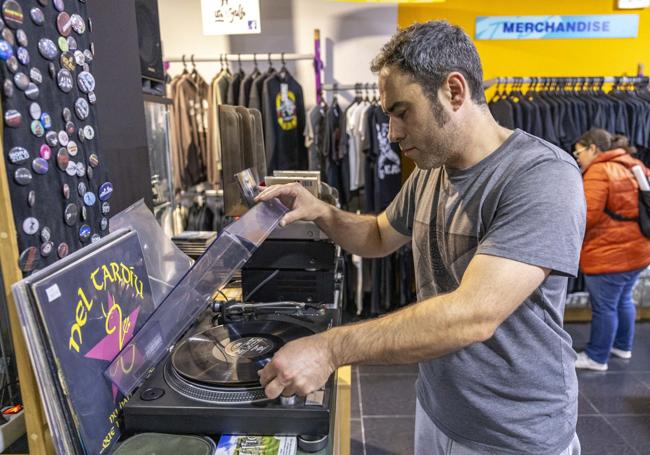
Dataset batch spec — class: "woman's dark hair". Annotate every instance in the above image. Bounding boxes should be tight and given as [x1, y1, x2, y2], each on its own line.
[577, 128, 637, 155]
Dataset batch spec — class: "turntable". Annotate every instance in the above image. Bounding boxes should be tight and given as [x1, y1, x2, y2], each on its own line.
[105, 200, 342, 453]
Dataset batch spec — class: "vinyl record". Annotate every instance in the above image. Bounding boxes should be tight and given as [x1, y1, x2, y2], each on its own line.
[171, 320, 313, 387]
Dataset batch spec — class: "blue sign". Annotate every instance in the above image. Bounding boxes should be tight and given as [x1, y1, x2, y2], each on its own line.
[476, 15, 639, 40]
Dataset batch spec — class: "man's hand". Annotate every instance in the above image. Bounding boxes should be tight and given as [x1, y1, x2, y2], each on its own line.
[255, 183, 327, 227]
[258, 333, 336, 399]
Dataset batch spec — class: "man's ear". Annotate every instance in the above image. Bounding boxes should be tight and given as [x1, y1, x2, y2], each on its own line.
[446, 72, 468, 111]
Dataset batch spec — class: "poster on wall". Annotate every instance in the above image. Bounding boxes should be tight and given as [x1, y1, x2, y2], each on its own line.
[201, 0, 261, 35]
[476, 15, 639, 40]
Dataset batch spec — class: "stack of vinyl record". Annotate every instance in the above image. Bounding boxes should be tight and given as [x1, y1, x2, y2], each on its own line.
[172, 231, 217, 259]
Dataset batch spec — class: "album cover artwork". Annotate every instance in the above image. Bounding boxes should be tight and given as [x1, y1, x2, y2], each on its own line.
[29, 231, 155, 454]
[215, 435, 297, 455]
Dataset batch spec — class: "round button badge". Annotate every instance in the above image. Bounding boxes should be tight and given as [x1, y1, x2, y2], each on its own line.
[77, 71, 95, 93]
[81, 205, 87, 221]
[3, 78, 12, 97]
[73, 49, 85, 66]
[66, 161, 77, 177]
[2, 0, 24, 29]
[75, 97, 89, 120]
[66, 121, 75, 136]
[100, 217, 108, 231]
[39, 144, 52, 160]
[5, 55, 18, 73]
[62, 182, 70, 199]
[30, 120, 44, 137]
[88, 154, 99, 168]
[88, 91, 97, 104]
[57, 242, 69, 259]
[14, 167, 32, 185]
[60, 51, 75, 71]
[16, 47, 28, 65]
[29, 102, 41, 120]
[101, 201, 110, 215]
[56, 147, 69, 171]
[87, 166, 93, 179]
[91, 234, 101, 244]
[2, 28, 14, 47]
[38, 38, 58, 60]
[83, 191, 96, 206]
[63, 203, 78, 226]
[76, 161, 85, 177]
[57, 68, 73, 93]
[41, 241, 53, 258]
[19, 247, 39, 272]
[29, 67, 43, 84]
[40, 112, 52, 129]
[79, 224, 91, 241]
[67, 141, 78, 156]
[40, 226, 51, 243]
[8, 146, 29, 164]
[71, 14, 85, 34]
[98, 182, 113, 201]
[13, 71, 28, 90]
[25, 82, 39, 100]
[56, 12, 72, 37]
[53, 0, 64, 13]
[67, 36, 77, 51]
[4, 109, 21, 127]
[27, 190, 35, 207]
[0, 40, 12, 61]
[22, 217, 39, 235]
[32, 157, 48, 174]
[77, 181, 87, 196]
[84, 125, 95, 140]
[58, 130, 69, 146]
[30, 7, 44, 26]
[58, 36, 69, 52]
[16, 29, 27, 47]
[62, 107, 72, 122]
[46, 131, 58, 147]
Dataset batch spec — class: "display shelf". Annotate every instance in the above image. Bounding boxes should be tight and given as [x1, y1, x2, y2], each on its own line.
[565, 306, 650, 322]
[0, 101, 51, 455]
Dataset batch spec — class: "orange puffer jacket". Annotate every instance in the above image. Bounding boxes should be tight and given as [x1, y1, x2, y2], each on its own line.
[580, 148, 650, 274]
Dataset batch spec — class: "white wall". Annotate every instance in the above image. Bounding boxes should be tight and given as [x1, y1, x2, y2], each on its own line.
[157, 0, 397, 106]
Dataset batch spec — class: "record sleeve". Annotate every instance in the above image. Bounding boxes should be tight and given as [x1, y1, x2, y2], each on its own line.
[215, 435, 297, 455]
[14, 230, 155, 454]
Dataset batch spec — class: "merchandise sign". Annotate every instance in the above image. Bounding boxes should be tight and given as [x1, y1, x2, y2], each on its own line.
[475, 15, 639, 40]
[201, 0, 260, 35]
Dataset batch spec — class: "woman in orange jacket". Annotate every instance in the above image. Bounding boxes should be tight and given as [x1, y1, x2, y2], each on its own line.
[573, 128, 650, 371]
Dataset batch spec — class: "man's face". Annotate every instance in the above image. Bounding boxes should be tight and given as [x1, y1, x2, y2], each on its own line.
[379, 66, 456, 170]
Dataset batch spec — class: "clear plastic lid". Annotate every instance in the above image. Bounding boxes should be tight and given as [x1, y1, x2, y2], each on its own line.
[104, 199, 287, 395]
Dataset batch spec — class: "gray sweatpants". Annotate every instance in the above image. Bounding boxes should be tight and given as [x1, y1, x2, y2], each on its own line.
[414, 400, 581, 455]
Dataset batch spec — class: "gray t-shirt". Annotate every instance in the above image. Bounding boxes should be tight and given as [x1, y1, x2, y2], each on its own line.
[385, 129, 586, 454]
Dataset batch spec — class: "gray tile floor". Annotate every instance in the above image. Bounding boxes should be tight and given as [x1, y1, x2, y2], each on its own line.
[351, 323, 650, 455]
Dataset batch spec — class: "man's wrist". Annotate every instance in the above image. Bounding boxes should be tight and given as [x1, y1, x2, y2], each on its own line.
[322, 327, 345, 370]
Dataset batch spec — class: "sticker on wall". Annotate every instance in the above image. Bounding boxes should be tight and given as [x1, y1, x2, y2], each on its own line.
[476, 15, 640, 40]
[201, 0, 261, 35]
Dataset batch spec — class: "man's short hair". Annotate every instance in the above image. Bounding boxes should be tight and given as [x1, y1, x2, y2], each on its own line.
[371, 20, 486, 105]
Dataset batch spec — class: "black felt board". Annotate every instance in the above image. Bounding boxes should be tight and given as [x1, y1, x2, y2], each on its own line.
[1, 0, 110, 277]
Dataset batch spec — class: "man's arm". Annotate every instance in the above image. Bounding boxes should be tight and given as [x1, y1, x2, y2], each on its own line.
[258, 253, 549, 398]
[255, 183, 410, 257]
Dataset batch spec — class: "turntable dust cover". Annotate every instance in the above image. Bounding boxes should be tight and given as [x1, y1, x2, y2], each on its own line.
[30, 231, 155, 454]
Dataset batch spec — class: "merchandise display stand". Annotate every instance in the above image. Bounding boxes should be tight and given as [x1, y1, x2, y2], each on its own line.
[0, 103, 50, 455]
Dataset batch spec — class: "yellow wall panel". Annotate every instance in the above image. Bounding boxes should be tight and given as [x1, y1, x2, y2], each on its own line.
[398, 1, 650, 80]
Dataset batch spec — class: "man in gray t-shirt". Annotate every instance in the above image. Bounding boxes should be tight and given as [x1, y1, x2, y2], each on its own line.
[255, 21, 585, 455]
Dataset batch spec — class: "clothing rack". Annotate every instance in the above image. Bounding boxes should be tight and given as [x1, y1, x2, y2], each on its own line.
[165, 52, 315, 64]
[321, 83, 378, 91]
[483, 76, 649, 88]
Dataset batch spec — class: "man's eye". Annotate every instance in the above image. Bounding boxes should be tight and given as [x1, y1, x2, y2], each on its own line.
[396, 110, 406, 119]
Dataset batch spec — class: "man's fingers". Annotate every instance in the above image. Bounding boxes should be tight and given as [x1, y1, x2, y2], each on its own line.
[264, 377, 287, 399]
[280, 209, 305, 227]
[257, 364, 275, 387]
[255, 183, 297, 202]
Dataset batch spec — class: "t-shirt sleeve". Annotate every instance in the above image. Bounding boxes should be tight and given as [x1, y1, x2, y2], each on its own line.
[384, 169, 420, 236]
[476, 159, 586, 277]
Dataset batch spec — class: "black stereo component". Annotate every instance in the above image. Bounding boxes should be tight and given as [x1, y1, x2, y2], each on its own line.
[242, 239, 339, 303]
[135, 0, 165, 89]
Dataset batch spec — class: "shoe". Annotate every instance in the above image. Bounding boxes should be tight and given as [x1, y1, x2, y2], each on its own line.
[610, 347, 632, 359]
[575, 352, 608, 371]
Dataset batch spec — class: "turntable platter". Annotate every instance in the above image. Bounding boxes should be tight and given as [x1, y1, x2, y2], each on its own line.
[171, 320, 314, 387]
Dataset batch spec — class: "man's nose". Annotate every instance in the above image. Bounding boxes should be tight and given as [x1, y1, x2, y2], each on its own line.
[388, 118, 405, 143]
